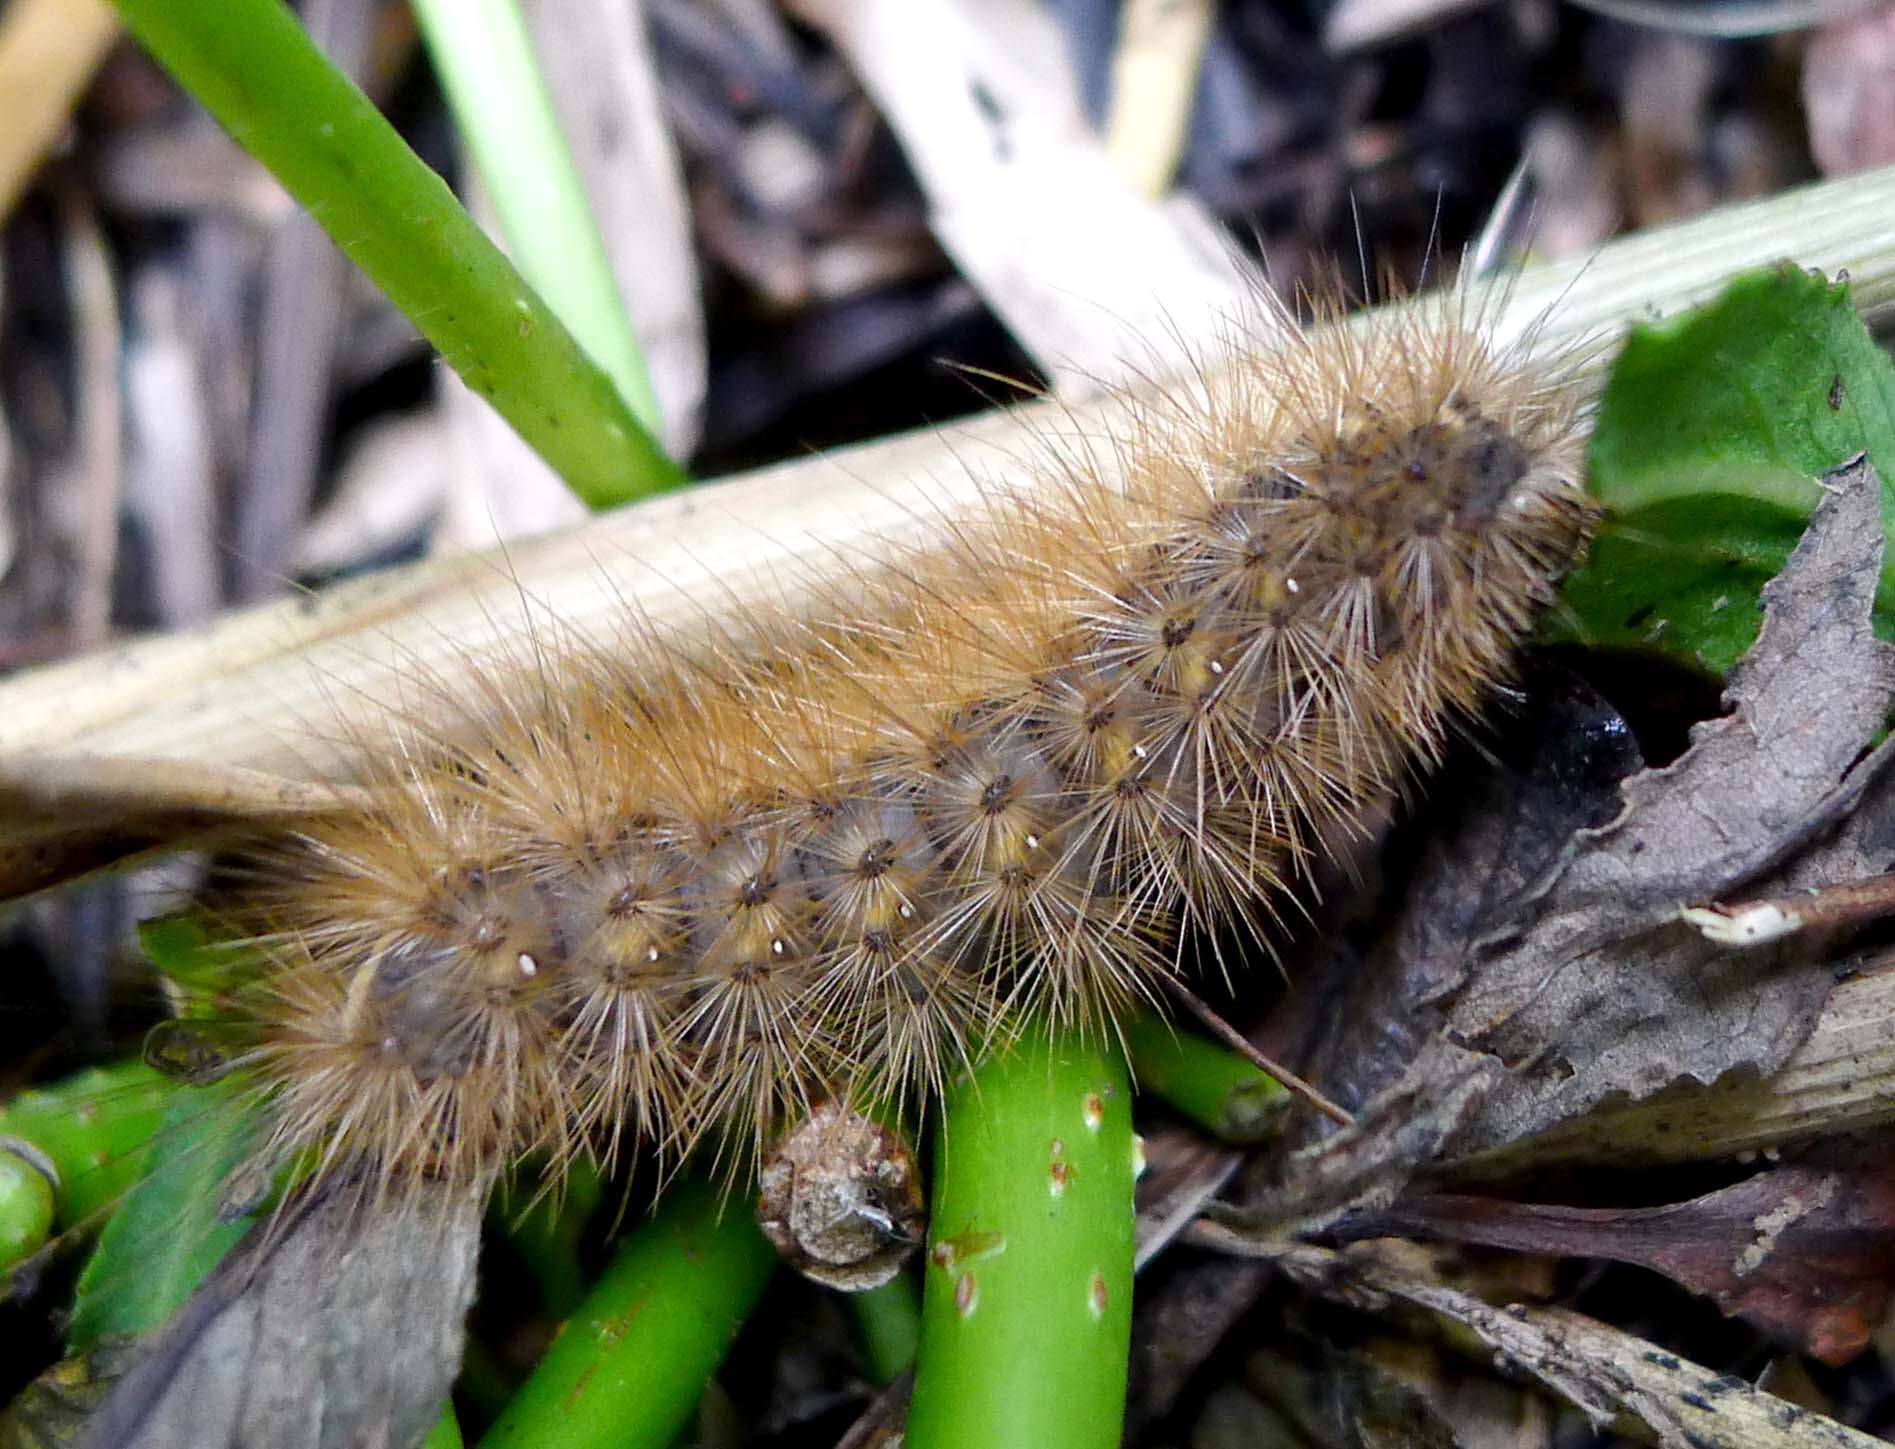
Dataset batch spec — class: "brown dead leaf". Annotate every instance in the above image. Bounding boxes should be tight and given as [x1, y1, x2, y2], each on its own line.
[1805, 2, 1895, 178]
[1285, 663, 1645, 1121]
[1367, 1132, 1895, 1365]
[1191, 1232, 1885, 1449]
[1445, 452, 1895, 1158]
[1237, 453, 1894, 1233]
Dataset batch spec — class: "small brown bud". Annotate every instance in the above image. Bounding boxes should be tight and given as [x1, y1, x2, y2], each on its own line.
[757, 1102, 926, 1291]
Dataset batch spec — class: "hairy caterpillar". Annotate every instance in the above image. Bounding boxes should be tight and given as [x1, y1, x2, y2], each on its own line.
[163, 285, 1596, 1215]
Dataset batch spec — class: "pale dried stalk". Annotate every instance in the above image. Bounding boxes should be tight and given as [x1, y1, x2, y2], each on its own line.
[0, 0, 119, 221]
[1, 165, 1893, 789]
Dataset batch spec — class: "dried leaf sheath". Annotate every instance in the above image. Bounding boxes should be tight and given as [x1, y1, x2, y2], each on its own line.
[211, 291, 1595, 1196]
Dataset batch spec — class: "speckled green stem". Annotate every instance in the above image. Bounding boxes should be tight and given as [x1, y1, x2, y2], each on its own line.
[479, 1178, 776, 1449]
[107, 0, 686, 506]
[906, 1032, 1136, 1449]
[1119, 1011, 1287, 1142]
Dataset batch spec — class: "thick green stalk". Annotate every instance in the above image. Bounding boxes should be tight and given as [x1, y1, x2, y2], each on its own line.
[906, 1033, 1136, 1449]
[1119, 1011, 1287, 1142]
[479, 1178, 776, 1449]
[410, 0, 663, 439]
[108, 0, 686, 506]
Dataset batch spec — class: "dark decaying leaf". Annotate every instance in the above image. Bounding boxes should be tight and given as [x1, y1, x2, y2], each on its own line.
[1131, 662, 1652, 1418]
[1366, 1130, 1895, 1365]
[1442, 451, 1895, 1160]
[1226, 452, 1895, 1235]
[72, 1180, 481, 1449]
[1191, 1232, 1887, 1449]
[1286, 662, 1647, 1116]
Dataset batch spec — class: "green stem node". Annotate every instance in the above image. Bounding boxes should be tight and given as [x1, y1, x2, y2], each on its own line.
[0, 1150, 55, 1269]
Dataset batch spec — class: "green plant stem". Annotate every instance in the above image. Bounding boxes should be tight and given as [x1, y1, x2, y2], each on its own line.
[410, 0, 663, 440]
[905, 1032, 1136, 1449]
[493, 1159, 604, 1319]
[1119, 1011, 1287, 1143]
[479, 1178, 776, 1449]
[107, 0, 686, 507]
[851, 1273, 923, 1384]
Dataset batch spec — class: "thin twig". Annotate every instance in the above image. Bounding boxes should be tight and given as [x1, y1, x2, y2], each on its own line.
[1163, 979, 1354, 1126]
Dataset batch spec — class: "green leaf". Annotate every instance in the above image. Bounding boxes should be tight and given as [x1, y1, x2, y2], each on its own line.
[1555, 264, 1895, 676]
[0, 1060, 175, 1229]
[137, 914, 260, 1019]
[63, 918, 278, 1348]
[66, 1079, 257, 1351]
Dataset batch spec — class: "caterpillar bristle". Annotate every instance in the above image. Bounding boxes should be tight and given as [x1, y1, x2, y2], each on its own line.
[194, 281, 1594, 1205]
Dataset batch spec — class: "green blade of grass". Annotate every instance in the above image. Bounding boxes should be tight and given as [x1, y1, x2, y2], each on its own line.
[108, 0, 687, 508]
[66, 1078, 256, 1351]
[906, 1031, 1137, 1449]
[410, 0, 663, 442]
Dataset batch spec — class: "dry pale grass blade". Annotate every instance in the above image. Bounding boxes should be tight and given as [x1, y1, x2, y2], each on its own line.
[787, 0, 1253, 392]
[292, 412, 455, 578]
[0, 755, 368, 901]
[1325, 0, 1490, 52]
[55, 180, 125, 651]
[0, 167, 1890, 797]
[1103, 0, 1216, 196]
[0, 0, 119, 221]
